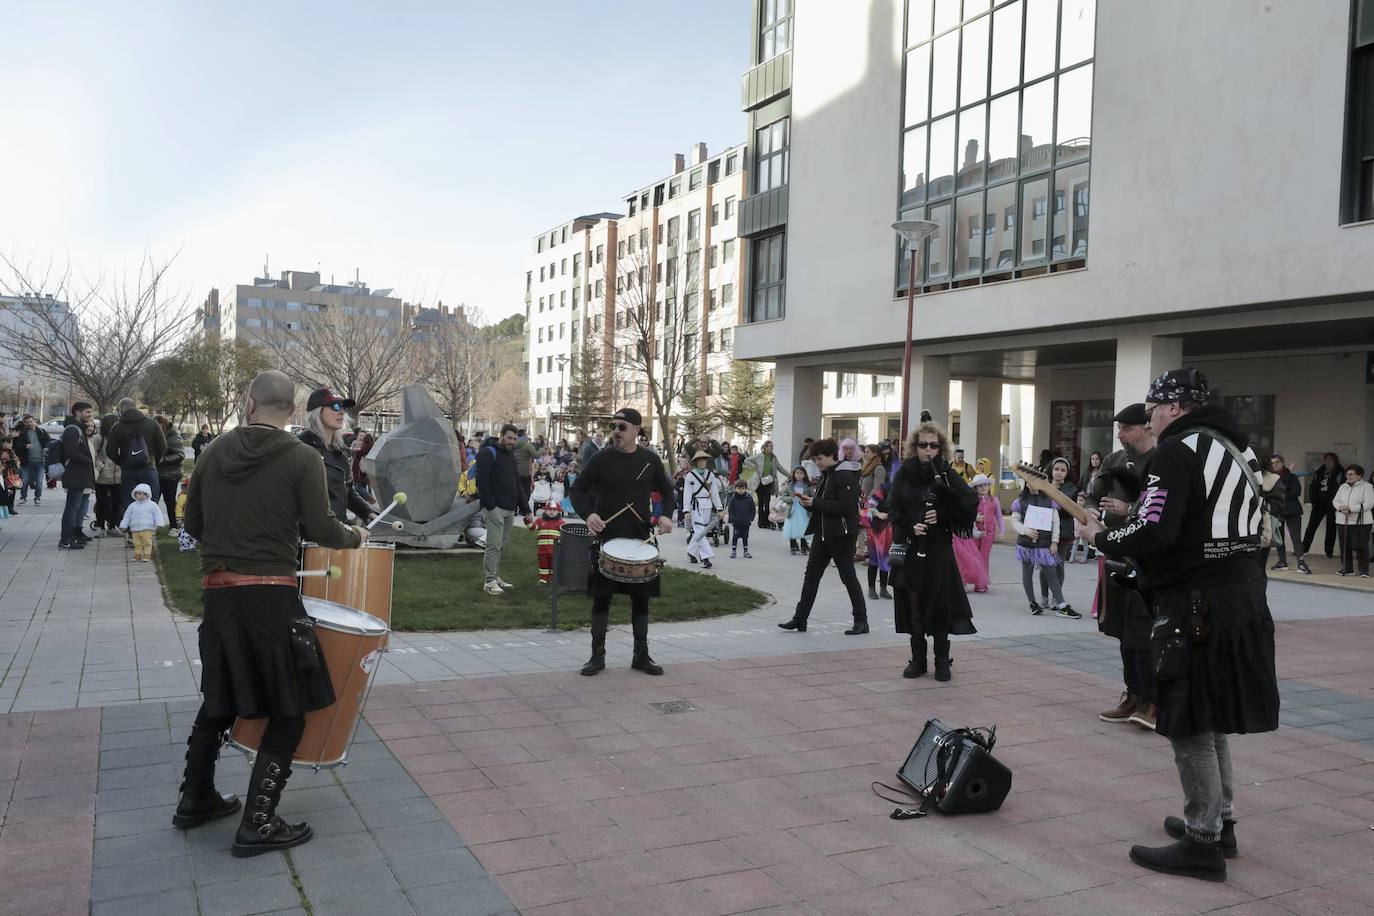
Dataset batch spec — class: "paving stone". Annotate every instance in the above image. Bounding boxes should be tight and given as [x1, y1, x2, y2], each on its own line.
[310, 889, 417, 916]
[189, 844, 289, 884]
[285, 828, 385, 871]
[90, 887, 198, 916]
[406, 877, 515, 916]
[94, 804, 179, 839]
[384, 846, 487, 889]
[92, 829, 190, 867]
[296, 858, 402, 905]
[372, 817, 467, 857]
[196, 871, 301, 916]
[353, 794, 448, 831]
[90, 856, 193, 902]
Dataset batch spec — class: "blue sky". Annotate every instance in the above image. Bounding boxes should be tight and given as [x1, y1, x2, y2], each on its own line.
[0, 1, 749, 323]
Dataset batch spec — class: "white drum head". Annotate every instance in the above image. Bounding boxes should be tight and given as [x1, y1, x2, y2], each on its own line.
[602, 538, 658, 561]
[302, 597, 389, 636]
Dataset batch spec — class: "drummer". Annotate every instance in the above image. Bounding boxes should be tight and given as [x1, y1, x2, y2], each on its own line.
[569, 407, 676, 676]
[177, 370, 368, 858]
[298, 386, 378, 525]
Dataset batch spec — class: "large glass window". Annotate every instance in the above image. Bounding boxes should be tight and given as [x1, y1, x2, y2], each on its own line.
[755, 118, 790, 193]
[899, 0, 1094, 289]
[760, 0, 792, 61]
[749, 232, 786, 322]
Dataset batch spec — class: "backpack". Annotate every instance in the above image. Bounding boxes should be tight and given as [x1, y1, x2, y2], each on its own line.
[45, 436, 65, 481]
[459, 446, 497, 499]
[121, 430, 151, 471]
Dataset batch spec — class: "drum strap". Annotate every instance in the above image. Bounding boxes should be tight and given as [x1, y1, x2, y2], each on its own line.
[203, 571, 298, 589]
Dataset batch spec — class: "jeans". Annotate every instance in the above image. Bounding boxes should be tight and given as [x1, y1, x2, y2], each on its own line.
[1022, 561, 1064, 606]
[118, 468, 160, 520]
[1169, 731, 1234, 842]
[61, 488, 88, 541]
[20, 462, 44, 501]
[1272, 515, 1305, 564]
[794, 534, 867, 622]
[482, 507, 515, 582]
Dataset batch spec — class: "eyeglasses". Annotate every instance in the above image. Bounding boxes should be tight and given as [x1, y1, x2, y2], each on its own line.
[608, 422, 630, 432]
[326, 403, 346, 413]
[916, 441, 941, 450]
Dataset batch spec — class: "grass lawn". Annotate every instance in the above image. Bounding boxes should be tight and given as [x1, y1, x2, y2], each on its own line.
[153, 527, 770, 631]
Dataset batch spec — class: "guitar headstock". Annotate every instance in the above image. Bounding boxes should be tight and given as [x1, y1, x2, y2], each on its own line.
[1011, 462, 1051, 494]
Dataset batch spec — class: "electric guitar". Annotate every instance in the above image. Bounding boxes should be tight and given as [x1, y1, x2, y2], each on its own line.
[1011, 462, 1094, 527]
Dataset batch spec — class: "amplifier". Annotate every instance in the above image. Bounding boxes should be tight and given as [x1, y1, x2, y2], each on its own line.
[897, 718, 1011, 815]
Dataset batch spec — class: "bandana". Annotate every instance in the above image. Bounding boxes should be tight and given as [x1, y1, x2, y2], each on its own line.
[1147, 368, 1209, 405]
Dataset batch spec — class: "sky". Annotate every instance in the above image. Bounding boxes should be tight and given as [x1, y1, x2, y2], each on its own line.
[0, 1, 750, 324]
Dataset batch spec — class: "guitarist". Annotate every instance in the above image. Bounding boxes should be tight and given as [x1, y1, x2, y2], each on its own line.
[1086, 404, 1158, 731]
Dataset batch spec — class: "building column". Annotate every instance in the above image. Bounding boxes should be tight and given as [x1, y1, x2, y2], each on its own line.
[903, 354, 950, 440]
[1007, 384, 1026, 467]
[959, 378, 1004, 471]
[1114, 332, 1183, 412]
[773, 362, 824, 469]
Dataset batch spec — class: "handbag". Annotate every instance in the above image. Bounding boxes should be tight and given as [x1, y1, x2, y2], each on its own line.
[288, 616, 324, 674]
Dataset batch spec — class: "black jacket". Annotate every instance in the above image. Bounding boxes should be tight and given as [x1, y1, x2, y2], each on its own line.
[60, 418, 95, 490]
[805, 460, 862, 540]
[297, 429, 375, 522]
[191, 431, 215, 458]
[1274, 469, 1303, 519]
[1308, 463, 1344, 506]
[568, 445, 676, 541]
[105, 407, 166, 470]
[727, 491, 755, 528]
[473, 437, 520, 511]
[157, 427, 185, 477]
[14, 427, 50, 464]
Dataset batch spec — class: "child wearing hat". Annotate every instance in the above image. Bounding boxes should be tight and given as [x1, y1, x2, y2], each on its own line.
[120, 482, 163, 562]
[530, 500, 564, 584]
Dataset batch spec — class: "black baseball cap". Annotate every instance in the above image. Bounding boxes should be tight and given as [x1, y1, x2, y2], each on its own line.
[1113, 403, 1148, 425]
[307, 387, 356, 412]
[612, 407, 642, 427]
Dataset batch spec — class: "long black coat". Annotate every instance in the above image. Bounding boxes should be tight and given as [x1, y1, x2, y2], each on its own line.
[60, 419, 95, 491]
[886, 460, 978, 637]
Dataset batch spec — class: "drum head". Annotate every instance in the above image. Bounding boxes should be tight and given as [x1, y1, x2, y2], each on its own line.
[602, 538, 658, 561]
[302, 597, 389, 636]
[361, 542, 395, 552]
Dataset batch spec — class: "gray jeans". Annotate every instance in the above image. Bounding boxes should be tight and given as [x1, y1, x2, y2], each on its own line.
[482, 507, 515, 582]
[1169, 731, 1234, 842]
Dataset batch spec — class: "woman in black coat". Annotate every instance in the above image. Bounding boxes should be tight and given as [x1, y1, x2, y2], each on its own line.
[887, 422, 978, 681]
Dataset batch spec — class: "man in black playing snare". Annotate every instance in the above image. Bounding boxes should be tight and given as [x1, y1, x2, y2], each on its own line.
[569, 407, 676, 676]
[176, 370, 368, 857]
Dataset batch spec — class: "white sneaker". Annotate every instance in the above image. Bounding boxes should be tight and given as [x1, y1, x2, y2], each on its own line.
[495, 578, 514, 590]
[484, 580, 504, 595]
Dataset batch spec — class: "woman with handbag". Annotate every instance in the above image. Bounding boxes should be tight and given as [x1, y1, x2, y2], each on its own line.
[886, 421, 978, 681]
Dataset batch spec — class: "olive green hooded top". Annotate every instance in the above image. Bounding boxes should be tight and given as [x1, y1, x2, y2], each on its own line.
[184, 424, 361, 576]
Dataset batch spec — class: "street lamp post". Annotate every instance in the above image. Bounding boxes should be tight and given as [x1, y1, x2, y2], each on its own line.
[891, 219, 940, 446]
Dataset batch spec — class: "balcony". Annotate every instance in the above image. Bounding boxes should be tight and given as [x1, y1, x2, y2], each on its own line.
[741, 50, 791, 111]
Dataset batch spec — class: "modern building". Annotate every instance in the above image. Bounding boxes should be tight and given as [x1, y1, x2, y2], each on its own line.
[222, 269, 406, 352]
[733, 0, 1374, 475]
[524, 143, 753, 441]
[0, 293, 73, 419]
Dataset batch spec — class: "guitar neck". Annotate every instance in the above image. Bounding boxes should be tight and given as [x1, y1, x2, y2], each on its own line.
[1040, 486, 1093, 527]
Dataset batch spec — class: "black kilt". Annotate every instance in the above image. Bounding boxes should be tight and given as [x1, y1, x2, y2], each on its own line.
[586, 542, 660, 600]
[1097, 568, 1152, 651]
[891, 535, 976, 637]
[198, 585, 336, 720]
[1152, 577, 1279, 739]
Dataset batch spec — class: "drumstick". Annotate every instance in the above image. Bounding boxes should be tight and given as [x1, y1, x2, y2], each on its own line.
[367, 492, 408, 530]
[297, 566, 342, 579]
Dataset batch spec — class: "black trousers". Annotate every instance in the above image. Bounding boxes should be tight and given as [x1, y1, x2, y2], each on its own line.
[159, 476, 180, 527]
[755, 482, 775, 527]
[794, 534, 867, 622]
[590, 594, 651, 649]
[94, 483, 119, 530]
[1122, 645, 1156, 703]
[1302, 503, 1337, 556]
[193, 707, 305, 758]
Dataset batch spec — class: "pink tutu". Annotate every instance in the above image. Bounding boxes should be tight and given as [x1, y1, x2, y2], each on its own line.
[953, 535, 988, 592]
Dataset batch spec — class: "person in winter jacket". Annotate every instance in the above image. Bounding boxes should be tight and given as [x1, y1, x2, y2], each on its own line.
[58, 402, 97, 549]
[297, 388, 377, 526]
[1040, 457, 1081, 610]
[861, 488, 893, 599]
[726, 480, 755, 558]
[106, 398, 166, 517]
[155, 416, 186, 529]
[14, 415, 50, 505]
[1302, 452, 1344, 559]
[859, 444, 888, 502]
[1333, 464, 1373, 577]
[778, 438, 869, 635]
[474, 425, 521, 594]
[744, 441, 788, 530]
[91, 414, 121, 535]
[120, 482, 163, 561]
[1267, 455, 1310, 574]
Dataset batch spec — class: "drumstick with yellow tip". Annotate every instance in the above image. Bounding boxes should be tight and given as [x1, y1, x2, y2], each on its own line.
[296, 566, 342, 579]
[367, 492, 407, 530]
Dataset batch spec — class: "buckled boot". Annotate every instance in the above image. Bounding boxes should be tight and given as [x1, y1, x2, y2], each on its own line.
[232, 752, 312, 858]
[903, 636, 927, 678]
[630, 612, 663, 675]
[172, 727, 240, 828]
[581, 611, 607, 676]
[933, 637, 952, 682]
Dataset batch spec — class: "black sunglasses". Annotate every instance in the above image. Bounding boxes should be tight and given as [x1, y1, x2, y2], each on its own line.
[608, 422, 630, 432]
[916, 440, 941, 449]
[326, 403, 346, 413]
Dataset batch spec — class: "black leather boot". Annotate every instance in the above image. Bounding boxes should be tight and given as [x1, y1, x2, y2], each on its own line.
[1129, 836, 1226, 881]
[903, 636, 927, 678]
[1165, 816, 1238, 858]
[777, 616, 807, 631]
[933, 637, 951, 682]
[582, 611, 608, 676]
[172, 727, 240, 828]
[844, 617, 869, 635]
[629, 613, 662, 675]
[232, 752, 312, 858]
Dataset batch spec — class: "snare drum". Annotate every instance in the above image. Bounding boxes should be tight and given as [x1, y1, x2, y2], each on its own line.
[230, 598, 388, 769]
[598, 538, 663, 584]
[300, 541, 395, 628]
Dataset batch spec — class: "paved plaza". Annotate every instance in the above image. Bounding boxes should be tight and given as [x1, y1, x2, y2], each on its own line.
[2, 500, 1373, 914]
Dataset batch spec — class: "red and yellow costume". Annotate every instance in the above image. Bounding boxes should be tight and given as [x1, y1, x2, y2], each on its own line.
[532, 501, 564, 583]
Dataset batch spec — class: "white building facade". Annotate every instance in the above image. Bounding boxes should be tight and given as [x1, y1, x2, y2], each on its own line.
[733, 0, 1374, 476]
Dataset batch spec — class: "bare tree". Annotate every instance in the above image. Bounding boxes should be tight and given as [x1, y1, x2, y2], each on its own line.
[421, 305, 492, 433]
[0, 251, 198, 412]
[259, 304, 418, 417]
[477, 367, 528, 425]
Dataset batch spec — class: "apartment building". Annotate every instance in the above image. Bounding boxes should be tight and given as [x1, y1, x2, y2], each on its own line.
[732, 0, 1374, 473]
[222, 269, 406, 352]
[0, 293, 73, 418]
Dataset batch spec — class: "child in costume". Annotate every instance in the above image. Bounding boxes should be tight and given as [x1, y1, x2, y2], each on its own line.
[530, 500, 564, 584]
[955, 473, 1002, 592]
[120, 482, 163, 562]
[862, 488, 892, 599]
[781, 465, 813, 555]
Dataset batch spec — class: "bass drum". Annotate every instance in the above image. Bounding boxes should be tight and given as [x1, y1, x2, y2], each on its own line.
[230, 598, 389, 769]
[300, 541, 394, 629]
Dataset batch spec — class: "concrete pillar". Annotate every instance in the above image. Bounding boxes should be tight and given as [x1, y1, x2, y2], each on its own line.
[1115, 332, 1183, 412]
[903, 354, 950, 441]
[959, 378, 1004, 471]
[773, 362, 824, 468]
[1031, 366, 1052, 461]
[1007, 384, 1025, 467]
